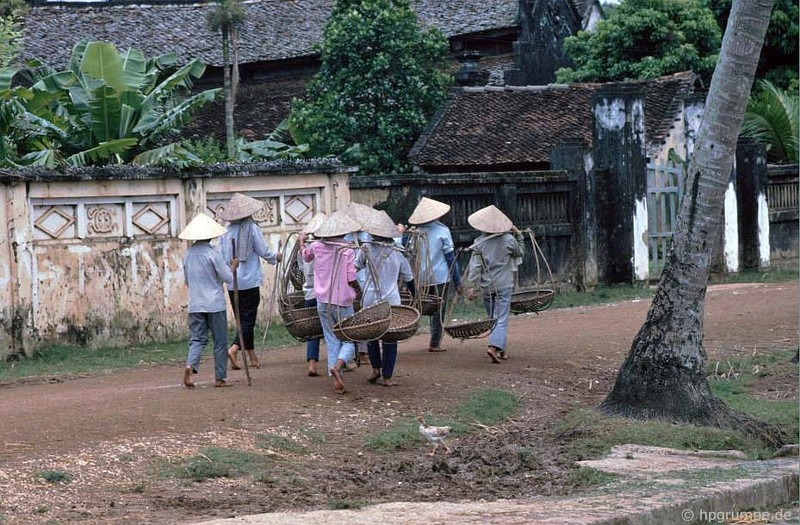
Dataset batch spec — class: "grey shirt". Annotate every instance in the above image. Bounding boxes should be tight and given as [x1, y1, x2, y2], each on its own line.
[467, 233, 523, 292]
[183, 241, 233, 313]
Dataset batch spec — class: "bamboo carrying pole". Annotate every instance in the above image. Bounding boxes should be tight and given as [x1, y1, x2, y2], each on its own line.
[231, 238, 252, 386]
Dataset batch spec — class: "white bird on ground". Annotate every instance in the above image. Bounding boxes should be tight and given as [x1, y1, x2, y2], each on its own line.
[417, 416, 452, 455]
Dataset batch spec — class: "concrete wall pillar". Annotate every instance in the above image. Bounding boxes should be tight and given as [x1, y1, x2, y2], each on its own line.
[736, 140, 771, 270]
[592, 84, 648, 284]
[551, 139, 596, 290]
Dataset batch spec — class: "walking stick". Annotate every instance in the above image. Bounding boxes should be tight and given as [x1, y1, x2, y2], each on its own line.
[259, 240, 282, 362]
[231, 238, 252, 386]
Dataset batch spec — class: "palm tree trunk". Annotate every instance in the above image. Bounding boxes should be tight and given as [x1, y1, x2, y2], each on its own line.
[222, 30, 235, 159]
[600, 0, 782, 445]
[231, 27, 240, 108]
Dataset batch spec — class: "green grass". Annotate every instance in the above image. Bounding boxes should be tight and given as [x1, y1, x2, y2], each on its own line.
[708, 348, 799, 440]
[555, 348, 797, 462]
[160, 447, 273, 481]
[0, 324, 298, 382]
[568, 466, 617, 489]
[36, 470, 72, 484]
[554, 408, 779, 461]
[255, 433, 305, 454]
[710, 264, 799, 285]
[552, 285, 654, 309]
[366, 388, 518, 453]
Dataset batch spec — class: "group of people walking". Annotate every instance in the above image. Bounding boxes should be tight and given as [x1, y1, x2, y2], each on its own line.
[179, 194, 523, 391]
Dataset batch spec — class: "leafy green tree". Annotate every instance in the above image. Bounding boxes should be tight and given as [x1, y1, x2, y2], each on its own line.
[207, 0, 245, 159]
[0, 1, 22, 69]
[703, 0, 798, 89]
[289, 0, 451, 175]
[741, 80, 798, 164]
[0, 41, 220, 167]
[556, 0, 721, 83]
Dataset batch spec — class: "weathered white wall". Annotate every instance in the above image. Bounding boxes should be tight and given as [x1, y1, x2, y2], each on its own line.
[757, 191, 771, 268]
[723, 181, 740, 273]
[1, 165, 353, 358]
[632, 197, 649, 281]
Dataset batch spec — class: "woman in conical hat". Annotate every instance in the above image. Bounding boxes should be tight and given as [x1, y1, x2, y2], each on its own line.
[179, 213, 234, 388]
[465, 205, 523, 364]
[298, 212, 326, 377]
[219, 193, 283, 371]
[299, 211, 363, 394]
[406, 197, 460, 353]
[358, 211, 416, 386]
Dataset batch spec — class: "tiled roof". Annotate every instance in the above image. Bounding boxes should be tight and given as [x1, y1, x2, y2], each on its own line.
[410, 84, 597, 170]
[410, 71, 698, 170]
[19, 0, 519, 68]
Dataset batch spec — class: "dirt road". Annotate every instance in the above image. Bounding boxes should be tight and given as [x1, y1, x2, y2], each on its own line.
[0, 282, 796, 524]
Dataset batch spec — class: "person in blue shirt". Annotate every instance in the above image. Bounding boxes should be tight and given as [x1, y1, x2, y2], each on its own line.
[179, 213, 234, 388]
[407, 197, 461, 353]
[219, 193, 282, 370]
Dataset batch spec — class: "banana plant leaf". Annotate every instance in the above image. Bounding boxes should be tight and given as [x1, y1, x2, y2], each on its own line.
[132, 142, 203, 167]
[134, 88, 220, 142]
[65, 137, 138, 166]
[0, 67, 18, 90]
[80, 41, 126, 93]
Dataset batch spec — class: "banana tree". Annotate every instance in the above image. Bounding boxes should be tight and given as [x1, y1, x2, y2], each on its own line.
[1, 41, 220, 167]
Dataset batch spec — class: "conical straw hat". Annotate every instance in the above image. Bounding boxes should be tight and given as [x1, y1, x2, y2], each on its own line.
[344, 202, 378, 222]
[218, 193, 264, 222]
[179, 213, 227, 241]
[302, 212, 328, 235]
[408, 197, 450, 225]
[468, 205, 513, 234]
[362, 210, 399, 239]
[313, 210, 363, 238]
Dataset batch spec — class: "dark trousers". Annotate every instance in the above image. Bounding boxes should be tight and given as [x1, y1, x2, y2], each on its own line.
[367, 340, 398, 378]
[304, 298, 321, 361]
[427, 283, 449, 348]
[228, 287, 260, 351]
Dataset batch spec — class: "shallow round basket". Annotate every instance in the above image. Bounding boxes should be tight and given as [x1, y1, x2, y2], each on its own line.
[444, 318, 497, 340]
[510, 288, 556, 314]
[381, 305, 420, 343]
[280, 306, 322, 341]
[417, 294, 442, 316]
[333, 301, 391, 342]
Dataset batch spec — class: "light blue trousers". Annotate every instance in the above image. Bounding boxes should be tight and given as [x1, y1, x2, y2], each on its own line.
[483, 287, 513, 353]
[187, 311, 228, 381]
[317, 302, 356, 374]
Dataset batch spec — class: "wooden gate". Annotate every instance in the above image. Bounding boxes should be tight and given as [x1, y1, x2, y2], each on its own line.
[647, 162, 684, 274]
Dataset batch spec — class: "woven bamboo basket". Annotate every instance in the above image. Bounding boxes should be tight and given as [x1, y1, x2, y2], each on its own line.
[399, 291, 413, 306]
[281, 291, 306, 310]
[288, 260, 305, 291]
[444, 318, 497, 340]
[417, 293, 442, 316]
[333, 301, 391, 342]
[510, 288, 556, 314]
[280, 305, 322, 341]
[382, 305, 420, 343]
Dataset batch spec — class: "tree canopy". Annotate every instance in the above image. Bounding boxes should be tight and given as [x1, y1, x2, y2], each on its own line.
[556, 0, 722, 83]
[703, 0, 798, 89]
[289, 0, 451, 175]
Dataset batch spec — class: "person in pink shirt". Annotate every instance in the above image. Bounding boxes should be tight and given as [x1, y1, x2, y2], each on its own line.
[299, 211, 362, 394]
